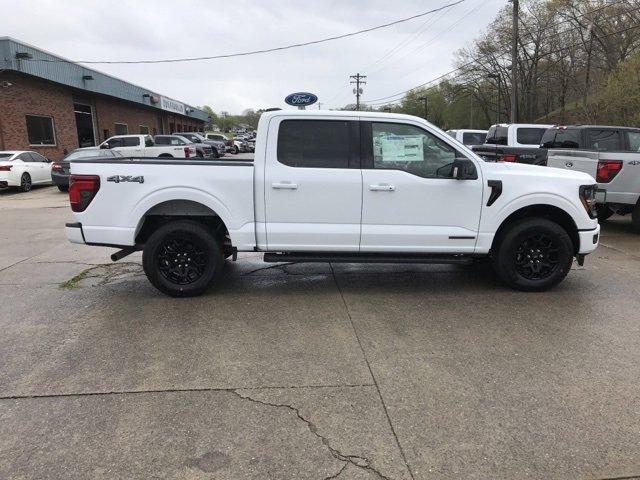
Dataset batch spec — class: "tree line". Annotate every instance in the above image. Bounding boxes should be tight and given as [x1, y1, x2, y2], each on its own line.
[365, 0, 640, 129]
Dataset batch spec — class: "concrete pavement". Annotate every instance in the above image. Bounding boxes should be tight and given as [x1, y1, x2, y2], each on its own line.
[1, 185, 639, 479]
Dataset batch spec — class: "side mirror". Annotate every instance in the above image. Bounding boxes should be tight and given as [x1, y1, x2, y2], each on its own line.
[452, 158, 478, 180]
[100, 143, 110, 149]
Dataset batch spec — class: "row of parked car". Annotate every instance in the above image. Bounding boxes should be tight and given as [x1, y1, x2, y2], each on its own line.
[447, 123, 640, 230]
[0, 130, 258, 193]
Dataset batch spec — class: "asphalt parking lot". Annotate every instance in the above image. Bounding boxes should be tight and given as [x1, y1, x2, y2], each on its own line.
[1, 184, 639, 480]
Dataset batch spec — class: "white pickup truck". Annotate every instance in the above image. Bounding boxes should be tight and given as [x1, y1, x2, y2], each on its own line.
[65, 111, 600, 296]
[99, 134, 196, 158]
[545, 125, 640, 231]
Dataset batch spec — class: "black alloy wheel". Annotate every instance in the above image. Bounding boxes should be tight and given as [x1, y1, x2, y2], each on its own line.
[156, 235, 206, 285]
[514, 233, 560, 281]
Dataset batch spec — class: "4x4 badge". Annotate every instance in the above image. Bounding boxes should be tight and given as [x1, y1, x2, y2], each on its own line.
[107, 175, 144, 184]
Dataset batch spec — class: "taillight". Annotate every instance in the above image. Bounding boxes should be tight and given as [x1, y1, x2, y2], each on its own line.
[0, 165, 12, 171]
[500, 154, 517, 162]
[596, 160, 622, 183]
[184, 146, 191, 158]
[69, 175, 100, 212]
[51, 163, 62, 172]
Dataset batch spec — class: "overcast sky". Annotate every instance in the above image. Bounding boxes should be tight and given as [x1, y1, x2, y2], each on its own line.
[2, 0, 505, 114]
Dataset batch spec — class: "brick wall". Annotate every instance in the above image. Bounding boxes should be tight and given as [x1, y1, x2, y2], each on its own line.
[0, 71, 77, 160]
[0, 71, 204, 161]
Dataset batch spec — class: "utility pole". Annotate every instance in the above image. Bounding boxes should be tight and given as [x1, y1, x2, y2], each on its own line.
[418, 96, 428, 120]
[510, 0, 519, 123]
[350, 73, 366, 111]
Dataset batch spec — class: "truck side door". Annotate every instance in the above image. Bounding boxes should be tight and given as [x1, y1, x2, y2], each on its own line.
[264, 117, 362, 251]
[360, 120, 483, 253]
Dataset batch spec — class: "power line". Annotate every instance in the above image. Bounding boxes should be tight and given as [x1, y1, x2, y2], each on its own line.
[365, 20, 640, 108]
[363, 0, 634, 105]
[26, 0, 466, 65]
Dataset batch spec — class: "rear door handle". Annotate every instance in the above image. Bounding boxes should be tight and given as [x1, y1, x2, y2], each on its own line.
[272, 182, 298, 190]
[369, 184, 395, 191]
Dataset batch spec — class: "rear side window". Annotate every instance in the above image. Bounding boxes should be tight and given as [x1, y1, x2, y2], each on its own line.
[541, 128, 581, 149]
[486, 126, 508, 145]
[462, 132, 486, 145]
[278, 120, 352, 168]
[587, 129, 622, 151]
[121, 137, 140, 147]
[626, 131, 640, 152]
[516, 128, 547, 145]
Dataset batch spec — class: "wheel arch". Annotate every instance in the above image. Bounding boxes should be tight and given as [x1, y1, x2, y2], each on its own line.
[491, 204, 580, 254]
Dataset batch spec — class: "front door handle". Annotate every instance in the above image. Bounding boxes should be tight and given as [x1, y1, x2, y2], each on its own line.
[272, 182, 298, 190]
[369, 184, 395, 191]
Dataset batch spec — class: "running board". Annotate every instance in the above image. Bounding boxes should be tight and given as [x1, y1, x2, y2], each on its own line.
[263, 252, 474, 265]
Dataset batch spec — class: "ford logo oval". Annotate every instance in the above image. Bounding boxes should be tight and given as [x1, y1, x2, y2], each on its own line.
[285, 92, 318, 107]
[565, 161, 573, 168]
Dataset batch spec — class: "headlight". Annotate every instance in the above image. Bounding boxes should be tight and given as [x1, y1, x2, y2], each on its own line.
[579, 184, 597, 219]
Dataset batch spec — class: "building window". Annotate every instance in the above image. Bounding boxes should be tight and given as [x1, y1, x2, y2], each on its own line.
[115, 123, 128, 135]
[26, 115, 56, 146]
[139, 125, 149, 134]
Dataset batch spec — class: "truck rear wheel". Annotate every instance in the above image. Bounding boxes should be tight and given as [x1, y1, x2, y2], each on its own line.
[492, 218, 574, 291]
[142, 220, 224, 297]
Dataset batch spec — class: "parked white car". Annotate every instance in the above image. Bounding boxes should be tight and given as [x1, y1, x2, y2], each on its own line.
[0, 151, 52, 192]
[66, 110, 600, 296]
[446, 129, 488, 146]
[99, 135, 195, 158]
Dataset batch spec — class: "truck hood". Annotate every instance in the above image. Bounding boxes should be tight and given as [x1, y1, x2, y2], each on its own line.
[490, 161, 595, 183]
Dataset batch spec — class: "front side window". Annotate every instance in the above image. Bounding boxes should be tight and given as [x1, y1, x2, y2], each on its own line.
[154, 136, 169, 145]
[277, 120, 351, 168]
[114, 123, 128, 135]
[516, 128, 548, 145]
[106, 138, 123, 148]
[371, 122, 459, 178]
[26, 115, 56, 145]
[587, 129, 622, 151]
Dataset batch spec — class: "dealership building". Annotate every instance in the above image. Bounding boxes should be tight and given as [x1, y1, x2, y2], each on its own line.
[0, 37, 209, 160]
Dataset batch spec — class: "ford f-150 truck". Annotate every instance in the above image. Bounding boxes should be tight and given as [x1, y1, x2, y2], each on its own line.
[472, 123, 553, 165]
[65, 111, 600, 297]
[545, 125, 640, 230]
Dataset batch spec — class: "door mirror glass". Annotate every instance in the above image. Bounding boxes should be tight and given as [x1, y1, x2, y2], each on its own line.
[100, 143, 110, 149]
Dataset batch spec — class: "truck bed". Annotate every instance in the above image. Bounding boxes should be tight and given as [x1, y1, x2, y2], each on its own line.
[69, 156, 256, 249]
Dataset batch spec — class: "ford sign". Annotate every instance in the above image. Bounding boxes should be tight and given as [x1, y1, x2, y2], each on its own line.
[285, 92, 318, 107]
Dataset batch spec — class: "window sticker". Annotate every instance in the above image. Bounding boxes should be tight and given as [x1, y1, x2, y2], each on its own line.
[379, 135, 423, 162]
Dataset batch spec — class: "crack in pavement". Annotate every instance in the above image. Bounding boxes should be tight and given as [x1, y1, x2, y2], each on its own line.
[323, 462, 348, 480]
[232, 390, 392, 480]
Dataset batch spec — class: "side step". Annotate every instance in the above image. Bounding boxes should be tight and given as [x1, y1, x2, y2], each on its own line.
[263, 252, 474, 265]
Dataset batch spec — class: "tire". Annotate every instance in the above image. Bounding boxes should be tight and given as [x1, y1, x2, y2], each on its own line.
[20, 173, 32, 192]
[57, 184, 68, 192]
[196, 151, 203, 158]
[631, 200, 640, 233]
[212, 149, 219, 159]
[491, 217, 574, 291]
[233, 146, 239, 154]
[159, 154, 173, 158]
[597, 204, 614, 221]
[142, 220, 224, 297]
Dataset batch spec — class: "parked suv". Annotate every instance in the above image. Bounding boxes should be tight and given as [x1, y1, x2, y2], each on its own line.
[545, 125, 640, 230]
[205, 133, 238, 154]
[173, 132, 224, 158]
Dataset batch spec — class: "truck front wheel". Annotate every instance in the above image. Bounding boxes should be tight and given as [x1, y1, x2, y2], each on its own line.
[492, 218, 574, 291]
[142, 220, 224, 297]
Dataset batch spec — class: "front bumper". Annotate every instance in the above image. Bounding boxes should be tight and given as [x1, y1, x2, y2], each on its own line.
[578, 224, 600, 255]
[66, 222, 85, 244]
